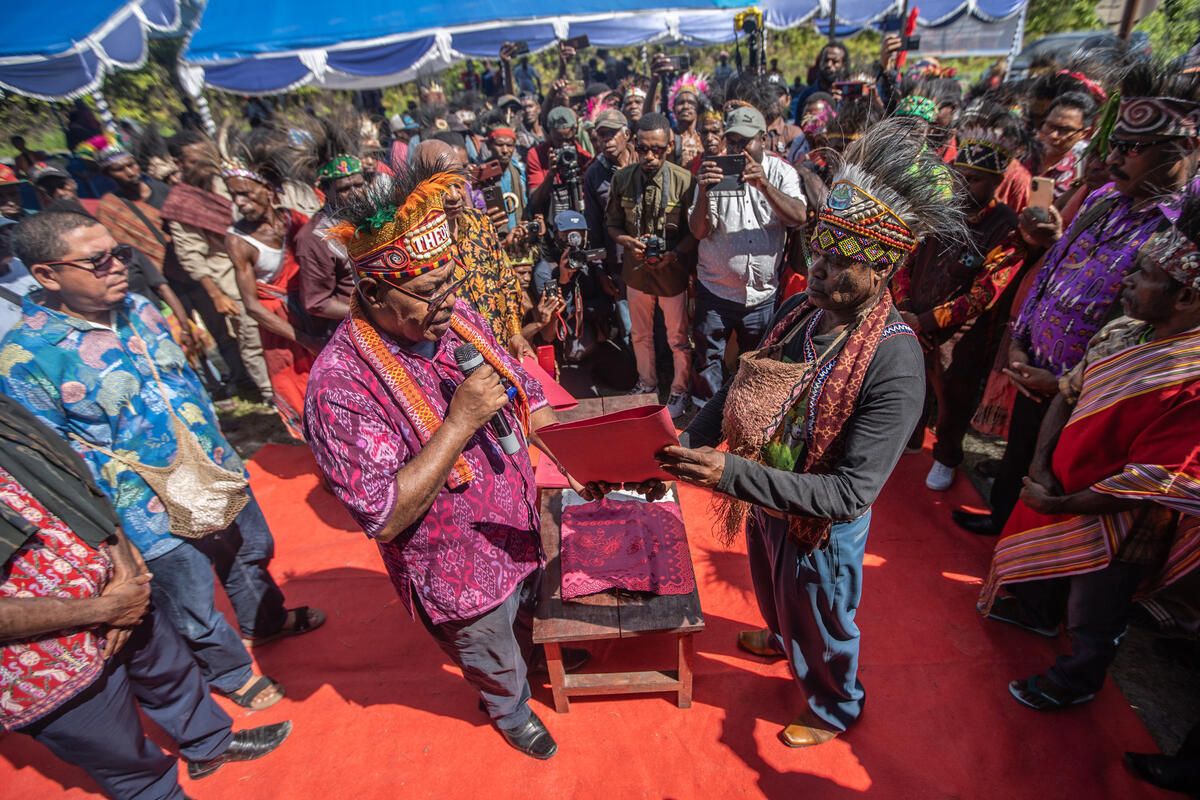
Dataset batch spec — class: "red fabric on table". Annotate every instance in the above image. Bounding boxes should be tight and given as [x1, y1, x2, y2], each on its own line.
[535, 404, 678, 484]
[560, 496, 696, 600]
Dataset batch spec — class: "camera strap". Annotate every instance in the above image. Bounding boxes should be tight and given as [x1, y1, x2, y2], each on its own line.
[634, 166, 671, 238]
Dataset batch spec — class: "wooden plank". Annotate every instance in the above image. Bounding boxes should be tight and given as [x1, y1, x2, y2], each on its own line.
[544, 642, 570, 713]
[617, 588, 706, 637]
[551, 396, 603, 425]
[600, 393, 658, 414]
[561, 670, 681, 696]
[677, 634, 695, 708]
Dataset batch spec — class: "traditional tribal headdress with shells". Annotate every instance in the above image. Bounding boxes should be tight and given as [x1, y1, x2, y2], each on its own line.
[811, 117, 968, 272]
[953, 125, 1016, 175]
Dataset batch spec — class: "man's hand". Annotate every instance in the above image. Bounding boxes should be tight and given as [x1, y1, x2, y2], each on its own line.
[697, 159, 724, 190]
[1002, 357, 1059, 400]
[550, 78, 570, 99]
[534, 290, 566, 326]
[577, 479, 669, 502]
[742, 157, 766, 189]
[597, 271, 621, 299]
[618, 235, 647, 264]
[880, 34, 903, 71]
[499, 42, 516, 63]
[211, 292, 240, 317]
[651, 54, 674, 77]
[558, 42, 577, 65]
[1028, 461, 1063, 497]
[1019, 476, 1064, 515]
[657, 445, 726, 489]
[487, 206, 509, 234]
[509, 334, 537, 361]
[447, 364, 510, 433]
[100, 573, 152, 629]
[1018, 205, 1063, 249]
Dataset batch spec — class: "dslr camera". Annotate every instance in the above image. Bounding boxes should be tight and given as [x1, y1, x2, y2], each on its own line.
[554, 146, 580, 183]
[640, 234, 667, 264]
[563, 229, 604, 274]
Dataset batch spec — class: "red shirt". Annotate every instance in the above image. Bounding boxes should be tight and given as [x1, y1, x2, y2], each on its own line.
[526, 140, 593, 193]
[0, 467, 112, 731]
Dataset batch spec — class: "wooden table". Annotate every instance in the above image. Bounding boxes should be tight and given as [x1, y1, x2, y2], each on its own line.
[533, 395, 705, 712]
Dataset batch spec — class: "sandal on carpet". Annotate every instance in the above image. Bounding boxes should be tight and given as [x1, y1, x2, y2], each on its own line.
[1008, 675, 1095, 711]
[224, 675, 285, 710]
[245, 606, 326, 648]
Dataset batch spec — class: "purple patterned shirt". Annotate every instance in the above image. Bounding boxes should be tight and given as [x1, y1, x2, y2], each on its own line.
[303, 304, 548, 624]
[1012, 183, 1166, 376]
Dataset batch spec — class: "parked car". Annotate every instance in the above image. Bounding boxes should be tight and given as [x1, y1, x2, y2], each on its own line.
[1006, 31, 1151, 83]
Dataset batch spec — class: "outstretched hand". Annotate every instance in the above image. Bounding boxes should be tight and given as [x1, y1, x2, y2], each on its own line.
[657, 445, 725, 489]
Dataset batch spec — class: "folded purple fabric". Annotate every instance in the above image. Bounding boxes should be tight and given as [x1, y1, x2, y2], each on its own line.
[560, 497, 695, 600]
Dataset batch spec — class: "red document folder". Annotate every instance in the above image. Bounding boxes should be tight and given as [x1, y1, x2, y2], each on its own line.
[535, 404, 678, 484]
[520, 357, 578, 411]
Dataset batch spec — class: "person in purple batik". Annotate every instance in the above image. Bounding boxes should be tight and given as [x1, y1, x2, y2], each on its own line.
[304, 160, 648, 761]
[953, 63, 1200, 537]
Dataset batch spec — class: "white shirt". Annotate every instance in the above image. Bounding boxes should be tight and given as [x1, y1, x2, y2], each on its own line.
[0, 259, 40, 337]
[695, 154, 803, 306]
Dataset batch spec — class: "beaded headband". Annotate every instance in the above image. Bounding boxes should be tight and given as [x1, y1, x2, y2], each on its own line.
[810, 179, 918, 269]
[317, 154, 363, 181]
[1116, 97, 1200, 138]
[895, 95, 938, 123]
[953, 130, 1014, 175]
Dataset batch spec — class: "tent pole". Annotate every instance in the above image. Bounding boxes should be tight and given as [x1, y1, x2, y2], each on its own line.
[1118, 0, 1141, 40]
[90, 89, 120, 141]
[829, 0, 839, 41]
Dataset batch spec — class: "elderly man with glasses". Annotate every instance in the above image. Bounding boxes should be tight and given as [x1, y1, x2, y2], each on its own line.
[305, 160, 627, 761]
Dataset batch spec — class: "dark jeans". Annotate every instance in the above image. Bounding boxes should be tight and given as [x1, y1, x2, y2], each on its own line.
[414, 571, 540, 731]
[988, 391, 1051, 526]
[748, 509, 871, 731]
[146, 491, 286, 694]
[1009, 560, 1144, 694]
[692, 283, 776, 402]
[21, 608, 233, 800]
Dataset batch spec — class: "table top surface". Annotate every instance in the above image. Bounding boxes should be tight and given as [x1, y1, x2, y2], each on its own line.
[532, 395, 706, 645]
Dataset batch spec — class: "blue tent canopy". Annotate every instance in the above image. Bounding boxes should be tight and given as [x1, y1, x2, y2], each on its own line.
[181, 0, 1025, 96]
[0, 0, 182, 100]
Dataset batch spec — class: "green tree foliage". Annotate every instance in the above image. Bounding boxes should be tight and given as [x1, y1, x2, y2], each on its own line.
[1023, 0, 1103, 40]
[1136, 0, 1200, 59]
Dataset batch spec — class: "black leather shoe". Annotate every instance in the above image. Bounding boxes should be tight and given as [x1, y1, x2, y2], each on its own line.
[952, 510, 1002, 536]
[187, 721, 292, 780]
[1125, 752, 1200, 794]
[499, 712, 558, 760]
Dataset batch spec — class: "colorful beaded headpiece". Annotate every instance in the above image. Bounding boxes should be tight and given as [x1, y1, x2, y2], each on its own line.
[895, 95, 938, 123]
[1146, 185, 1200, 290]
[1115, 96, 1200, 138]
[324, 171, 463, 280]
[953, 127, 1015, 175]
[812, 173, 919, 270]
[316, 154, 363, 181]
[220, 163, 270, 186]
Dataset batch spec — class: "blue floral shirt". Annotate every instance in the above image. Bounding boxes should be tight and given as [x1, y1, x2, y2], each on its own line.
[0, 293, 243, 559]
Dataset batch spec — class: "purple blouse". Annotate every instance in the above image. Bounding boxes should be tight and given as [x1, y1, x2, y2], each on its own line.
[304, 304, 548, 624]
[1012, 183, 1166, 376]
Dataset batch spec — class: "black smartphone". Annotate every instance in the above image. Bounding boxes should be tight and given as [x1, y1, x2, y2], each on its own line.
[481, 184, 506, 217]
[903, 36, 921, 51]
[509, 40, 530, 56]
[664, 54, 691, 73]
[707, 154, 746, 192]
[834, 81, 871, 99]
[563, 35, 590, 51]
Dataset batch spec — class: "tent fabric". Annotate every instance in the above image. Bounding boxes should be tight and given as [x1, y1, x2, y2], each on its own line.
[0, 0, 181, 100]
[181, 0, 1026, 96]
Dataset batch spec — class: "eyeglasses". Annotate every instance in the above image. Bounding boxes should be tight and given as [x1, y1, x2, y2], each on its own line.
[1108, 138, 1161, 156]
[44, 244, 133, 276]
[1041, 122, 1085, 137]
[380, 267, 469, 318]
[635, 144, 669, 156]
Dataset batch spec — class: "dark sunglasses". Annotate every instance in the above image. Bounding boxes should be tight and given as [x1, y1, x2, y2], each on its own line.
[1108, 138, 1159, 156]
[635, 144, 669, 156]
[44, 244, 133, 275]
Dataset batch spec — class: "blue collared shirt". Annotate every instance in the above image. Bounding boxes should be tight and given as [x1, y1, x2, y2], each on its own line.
[0, 293, 243, 559]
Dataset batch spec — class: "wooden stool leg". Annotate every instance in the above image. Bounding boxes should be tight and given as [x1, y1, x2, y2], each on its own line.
[544, 642, 570, 713]
[677, 634, 695, 708]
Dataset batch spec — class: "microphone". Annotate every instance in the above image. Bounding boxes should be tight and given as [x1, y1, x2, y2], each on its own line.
[453, 343, 521, 456]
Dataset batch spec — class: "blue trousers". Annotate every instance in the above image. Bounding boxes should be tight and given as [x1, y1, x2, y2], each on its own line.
[747, 509, 871, 731]
[146, 490, 286, 694]
[692, 284, 776, 401]
[414, 571, 540, 731]
[20, 608, 233, 800]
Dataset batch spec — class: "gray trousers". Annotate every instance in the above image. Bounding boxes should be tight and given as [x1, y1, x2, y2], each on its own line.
[415, 571, 540, 731]
[747, 508, 871, 732]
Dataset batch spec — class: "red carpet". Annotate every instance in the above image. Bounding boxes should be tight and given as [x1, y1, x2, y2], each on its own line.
[0, 443, 1171, 799]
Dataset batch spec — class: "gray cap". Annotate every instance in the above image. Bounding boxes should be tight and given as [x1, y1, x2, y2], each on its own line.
[724, 106, 766, 139]
[546, 105, 578, 130]
[496, 94, 521, 109]
[593, 109, 629, 131]
[28, 162, 71, 185]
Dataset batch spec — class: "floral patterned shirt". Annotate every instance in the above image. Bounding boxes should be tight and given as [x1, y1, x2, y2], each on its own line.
[0, 467, 112, 732]
[453, 207, 525, 350]
[0, 293, 242, 560]
[304, 304, 548, 624]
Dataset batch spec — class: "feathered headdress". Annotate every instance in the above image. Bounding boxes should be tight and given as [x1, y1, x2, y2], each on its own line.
[322, 155, 465, 280]
[812, 117, 967, 272]
[668, 72, 710, 110]
[304, 110, 365, 183]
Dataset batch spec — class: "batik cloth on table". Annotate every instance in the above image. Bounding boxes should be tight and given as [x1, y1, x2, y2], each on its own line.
[560, 490, 696, 600]
[979, 318, 1200, 612]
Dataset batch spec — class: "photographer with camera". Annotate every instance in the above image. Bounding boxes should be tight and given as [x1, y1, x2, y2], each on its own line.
[605, 113, 697, 418]
[526, 106, 593, 219]
[583, 110, 637, 345]
[690, 105, 806, 406]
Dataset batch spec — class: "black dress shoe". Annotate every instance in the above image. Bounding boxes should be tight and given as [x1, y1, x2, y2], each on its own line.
[952, 510, 1002, 536]
[1125, 752, 1200, 794]
[187, 721, 293, 780]
[499, 712, 558, 760]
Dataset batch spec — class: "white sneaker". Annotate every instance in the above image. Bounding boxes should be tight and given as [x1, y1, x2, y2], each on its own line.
[628, 381, 657, 396]
[666, 392, 691, 419]
[925, 460, 956, 491]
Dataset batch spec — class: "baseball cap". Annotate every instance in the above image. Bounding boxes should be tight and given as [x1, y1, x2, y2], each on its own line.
[554, 209, 587, 232]
[496, 94, 521, 109]
[27, 162, 70, 186]
[724, 106, 766, 138]
[593, 109, 629, 131]
[547, 106, 578, 130]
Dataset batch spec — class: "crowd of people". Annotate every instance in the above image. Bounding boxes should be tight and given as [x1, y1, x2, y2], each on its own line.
[1, 32, 1200, 799]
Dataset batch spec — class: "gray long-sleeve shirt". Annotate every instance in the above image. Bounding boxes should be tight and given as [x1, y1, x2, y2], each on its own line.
[680, 295, 925, 521]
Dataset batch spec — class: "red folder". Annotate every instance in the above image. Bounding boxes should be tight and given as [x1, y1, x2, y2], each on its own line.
[535, 404, 678, 484]
[521, 357, 578, 411]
